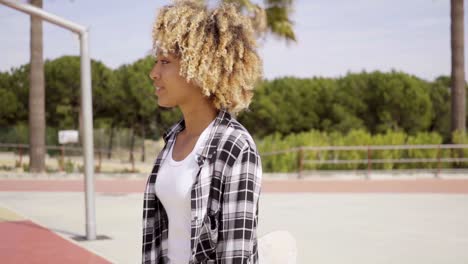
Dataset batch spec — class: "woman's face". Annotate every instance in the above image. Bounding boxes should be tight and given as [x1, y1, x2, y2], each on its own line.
[149, 51, 201, 108]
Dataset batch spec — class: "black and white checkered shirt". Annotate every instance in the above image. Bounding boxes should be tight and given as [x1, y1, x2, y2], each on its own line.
[142, 110, 262, 264]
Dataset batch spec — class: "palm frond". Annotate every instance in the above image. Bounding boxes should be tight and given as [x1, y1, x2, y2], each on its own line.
[265, 6, 296, 41]
[219, 0, 297, 42]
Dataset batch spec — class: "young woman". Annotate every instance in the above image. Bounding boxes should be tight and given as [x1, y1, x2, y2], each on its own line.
[142, 1, 263, 263]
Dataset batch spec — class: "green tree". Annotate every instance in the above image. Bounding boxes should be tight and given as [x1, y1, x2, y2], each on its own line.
[44, 56, 81, 129]
[239, 77, 341, 137]
[44, 56, 117, 131]
[0, 88, 19, 126]
[429, 76, 451, 142]
[115, 57, 158, 162]
[336, 71, 433, 135]
[221, 0, 296, 41]
[0, 72, 17, 126]
[7, 65, 30, 124]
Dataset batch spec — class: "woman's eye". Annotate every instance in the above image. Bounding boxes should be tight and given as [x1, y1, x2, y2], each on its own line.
[154, 59, 169, 65]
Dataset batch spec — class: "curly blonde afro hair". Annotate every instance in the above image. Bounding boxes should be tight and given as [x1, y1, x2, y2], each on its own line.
[152, 0, 263, 114]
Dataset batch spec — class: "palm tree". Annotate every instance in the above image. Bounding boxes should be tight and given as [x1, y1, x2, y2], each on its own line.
[28, 0, 46, 172]
[222, 0, 296, 41]
[451, 0, 466, 138]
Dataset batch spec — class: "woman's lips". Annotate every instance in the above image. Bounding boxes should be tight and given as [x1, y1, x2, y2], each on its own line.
[155, 86, 164, 96]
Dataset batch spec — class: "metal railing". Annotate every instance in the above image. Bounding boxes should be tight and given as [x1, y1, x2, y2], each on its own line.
[0, 143, 145, 173]
[261, 144, 468, 179]
[3, 143, 468, 178]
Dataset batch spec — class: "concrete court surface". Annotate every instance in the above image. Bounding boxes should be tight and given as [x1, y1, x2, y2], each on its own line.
[1, 191, 467, 264]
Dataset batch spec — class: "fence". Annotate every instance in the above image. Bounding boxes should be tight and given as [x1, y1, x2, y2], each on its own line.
[2, 143, 468, 177]
[0, 126, 160, 158]
[0, 126, 165, 173]
[261, 144, 468, 178]
[0, 141, 163, 173]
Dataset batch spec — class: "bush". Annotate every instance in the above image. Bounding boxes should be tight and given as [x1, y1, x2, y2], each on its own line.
[405, 132, 443, 169]
[452, 130, 468, 167]
[64, 159, 74, 173]
[370, 130, 406, 170]
[22, 163, 29, 172]
[258, 129, 458, 173]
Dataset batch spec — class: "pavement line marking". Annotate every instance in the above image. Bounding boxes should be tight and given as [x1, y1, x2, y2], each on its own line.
[0, 206, 25, 222]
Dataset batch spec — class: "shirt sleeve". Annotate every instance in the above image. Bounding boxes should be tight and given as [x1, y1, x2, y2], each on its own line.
[217, 144, 262, 264]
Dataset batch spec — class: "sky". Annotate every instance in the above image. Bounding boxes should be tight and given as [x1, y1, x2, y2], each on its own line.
[0, 0, 467, 81]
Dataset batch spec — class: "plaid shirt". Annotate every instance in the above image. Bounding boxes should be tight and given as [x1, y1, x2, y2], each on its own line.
[142, 110, 262, 264]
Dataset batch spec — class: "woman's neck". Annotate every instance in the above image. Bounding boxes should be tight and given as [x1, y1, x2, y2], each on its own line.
[179, 101, 218, 137]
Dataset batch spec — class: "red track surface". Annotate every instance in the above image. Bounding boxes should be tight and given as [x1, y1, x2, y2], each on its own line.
[0, 219, 110, 264]
[1, 178, 468, 193]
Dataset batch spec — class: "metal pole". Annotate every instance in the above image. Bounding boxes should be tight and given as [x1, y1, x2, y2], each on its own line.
[436, 144, 441, 178]
[80, 31, 96, 240]
[366, 146, 371, 179]
[297, 147, 304, 179]
[60, 145, 65, 172]
[0, 0, 96, 240]
[18, 145, 23, 167]
[0, 0, 85, 33]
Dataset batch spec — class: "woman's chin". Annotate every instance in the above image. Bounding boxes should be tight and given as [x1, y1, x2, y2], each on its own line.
[157, 100, 175, 108]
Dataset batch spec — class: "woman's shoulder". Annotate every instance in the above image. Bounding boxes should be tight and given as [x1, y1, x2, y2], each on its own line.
[218, 117, 258, 153]
[215, 117, 261, 172]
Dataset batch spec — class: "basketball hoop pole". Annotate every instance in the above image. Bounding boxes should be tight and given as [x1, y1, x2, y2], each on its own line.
[1, 0, 97, 240]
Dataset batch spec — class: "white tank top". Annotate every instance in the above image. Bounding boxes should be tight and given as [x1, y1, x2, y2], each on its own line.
[155, 120, 214, 264]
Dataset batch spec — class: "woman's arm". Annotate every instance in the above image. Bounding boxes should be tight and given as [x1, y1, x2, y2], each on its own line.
[217, 144, 262, 263]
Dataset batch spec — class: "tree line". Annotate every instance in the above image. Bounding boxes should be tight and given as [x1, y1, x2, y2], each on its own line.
[240, 73, 459, 143]
[0, 55, 464, 146]
[11, 0, 464, 172]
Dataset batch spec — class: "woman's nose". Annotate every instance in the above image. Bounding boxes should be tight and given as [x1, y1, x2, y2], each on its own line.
[149, 66, 160, 80]
[149, 72, 160, 80]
